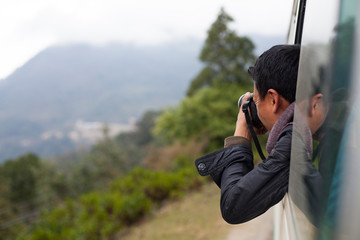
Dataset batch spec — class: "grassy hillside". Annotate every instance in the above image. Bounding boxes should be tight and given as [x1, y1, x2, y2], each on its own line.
[122, 183, 235, 240]
[122, 182, 274, 240]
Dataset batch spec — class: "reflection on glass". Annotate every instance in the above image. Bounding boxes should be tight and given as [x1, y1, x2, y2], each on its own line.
[288, 0, 359, 239]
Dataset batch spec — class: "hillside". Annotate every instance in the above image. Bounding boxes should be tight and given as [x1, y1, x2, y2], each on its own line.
[121, 183, 273, 240]
[0, 41, 202, 162]
[122, 183, 233, 240]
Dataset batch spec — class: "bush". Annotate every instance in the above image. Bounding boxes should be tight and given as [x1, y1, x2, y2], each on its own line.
[111, 166, 204, 203]
[26, 163, 205, 240]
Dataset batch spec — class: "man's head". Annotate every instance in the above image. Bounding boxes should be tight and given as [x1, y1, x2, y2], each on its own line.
[248, 45, 300, 131]
[298, 93, 328, 135]
[295, 45, 330, 136]
[249, 44, 300, 102]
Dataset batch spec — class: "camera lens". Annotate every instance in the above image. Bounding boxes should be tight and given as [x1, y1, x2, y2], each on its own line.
[238, 93, 264, 129]
[238, 94, 246, 109]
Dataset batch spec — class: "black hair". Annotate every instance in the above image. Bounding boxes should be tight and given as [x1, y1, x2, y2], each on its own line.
[248, 44, 300, 103]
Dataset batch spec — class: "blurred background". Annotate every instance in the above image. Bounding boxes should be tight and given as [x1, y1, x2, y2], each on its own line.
[0, 0, 292, 239]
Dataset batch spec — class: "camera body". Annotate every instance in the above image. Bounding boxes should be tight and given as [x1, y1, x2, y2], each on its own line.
[238, 94, 264, 129]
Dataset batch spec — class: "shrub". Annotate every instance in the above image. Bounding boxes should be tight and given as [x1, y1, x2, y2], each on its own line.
[26, 163, 205, 240]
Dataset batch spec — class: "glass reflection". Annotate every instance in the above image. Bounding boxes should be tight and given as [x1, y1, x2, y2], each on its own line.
[288, 0, 358, 239]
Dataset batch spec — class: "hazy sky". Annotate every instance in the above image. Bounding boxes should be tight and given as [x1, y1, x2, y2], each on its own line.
[0, 0, 293, 79]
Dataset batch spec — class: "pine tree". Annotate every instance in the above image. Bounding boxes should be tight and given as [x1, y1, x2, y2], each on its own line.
[187, 8, 256, 96]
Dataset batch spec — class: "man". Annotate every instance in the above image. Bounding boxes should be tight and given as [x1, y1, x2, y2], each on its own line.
[195, 44, 300, 224]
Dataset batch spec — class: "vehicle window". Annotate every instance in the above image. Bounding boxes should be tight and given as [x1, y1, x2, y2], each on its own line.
[288, 0, 359, 239]
[287, 0, 301, 44]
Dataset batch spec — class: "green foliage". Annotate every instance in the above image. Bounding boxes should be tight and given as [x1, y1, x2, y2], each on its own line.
[117, 111, 160, 147]
[187, 8, 256, 96]
[154, 83, 251, 151]
[28, 181, 150, 239]
[114, 110, 161, 167]
[76, 191, 150, 238]
[0, 153, 40, 205]
[88, 137, 129, 179]
[40, 111, 162, 201]
[29, 200, 77, 240]
[111, 165, 203, 203]
[0, 111, 206, 240]
[25, 164, 203, 240]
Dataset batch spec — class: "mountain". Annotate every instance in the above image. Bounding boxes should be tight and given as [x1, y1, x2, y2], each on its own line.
[0, 34, 285, 163]
[0, 41, 202, 162]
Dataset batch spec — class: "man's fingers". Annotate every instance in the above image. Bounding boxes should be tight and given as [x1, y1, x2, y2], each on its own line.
[240, 92, 251, 109]
[243, 92, 251, 101]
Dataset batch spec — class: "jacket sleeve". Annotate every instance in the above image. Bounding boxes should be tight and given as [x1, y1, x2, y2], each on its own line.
[195, 125, 292, 224]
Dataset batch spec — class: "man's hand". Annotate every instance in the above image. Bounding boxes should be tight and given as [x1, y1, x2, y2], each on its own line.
[234, 92, 252, 140]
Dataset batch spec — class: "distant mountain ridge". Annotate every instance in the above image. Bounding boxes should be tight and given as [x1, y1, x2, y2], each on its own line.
[0, 35, 285, 162]
[0, 42, 203, 123]
[0, 41, 202, 162]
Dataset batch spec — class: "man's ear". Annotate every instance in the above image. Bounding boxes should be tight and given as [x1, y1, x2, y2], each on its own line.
[309, 93, 324, 117]
[267, 89, 281, 113]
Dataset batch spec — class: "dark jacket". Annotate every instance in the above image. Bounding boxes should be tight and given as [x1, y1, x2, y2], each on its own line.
[195, 124, 292, 224]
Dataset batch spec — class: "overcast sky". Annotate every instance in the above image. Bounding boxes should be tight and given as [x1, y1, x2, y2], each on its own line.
[0, 0, 293, 79]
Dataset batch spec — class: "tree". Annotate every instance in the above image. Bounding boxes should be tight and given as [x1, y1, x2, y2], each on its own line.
[1, 153, 40, 206]
[154, 83, 249, 151]
[116, 111, 160, 147]
[187, 8, 256, 96]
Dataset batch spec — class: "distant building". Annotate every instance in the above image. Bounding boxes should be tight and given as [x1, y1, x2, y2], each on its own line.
[68, 119, 136, 145]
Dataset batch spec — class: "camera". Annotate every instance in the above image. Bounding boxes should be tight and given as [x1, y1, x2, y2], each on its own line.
[238, 93, 266, 160]
[238, 94, 264, 129]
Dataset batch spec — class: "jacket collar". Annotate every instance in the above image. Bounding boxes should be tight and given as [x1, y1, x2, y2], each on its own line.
[266, 102, 295, 154]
